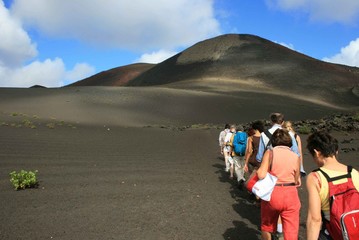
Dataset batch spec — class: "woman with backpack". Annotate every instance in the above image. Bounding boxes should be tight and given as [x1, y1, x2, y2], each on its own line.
[306, 131, 359, 240]
[228, 125, 247, 184]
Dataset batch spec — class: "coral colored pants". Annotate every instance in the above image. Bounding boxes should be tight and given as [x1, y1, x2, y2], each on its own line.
[261, 186, 301, 239]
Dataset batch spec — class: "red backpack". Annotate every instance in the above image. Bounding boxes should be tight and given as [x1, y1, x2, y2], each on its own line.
[314, 166, 359, 240]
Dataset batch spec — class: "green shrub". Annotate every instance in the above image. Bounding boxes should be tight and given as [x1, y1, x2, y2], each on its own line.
[298, 124, 312, 134]
[22, 119, 36, 129]
[9, 170, 38, 190]
[46, 123, 55, 129]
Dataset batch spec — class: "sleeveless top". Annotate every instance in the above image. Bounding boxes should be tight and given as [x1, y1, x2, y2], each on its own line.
[270, 146, 299, 184]
[315, 167, 359, 220]
[249, 136, 260, 165]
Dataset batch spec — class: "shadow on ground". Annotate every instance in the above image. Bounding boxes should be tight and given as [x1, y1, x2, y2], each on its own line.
[223, 221, 261, 240]
[213, 159, 261, 239]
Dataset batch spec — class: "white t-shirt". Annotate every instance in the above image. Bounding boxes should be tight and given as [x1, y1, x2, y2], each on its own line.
[219, 129, 228, 147]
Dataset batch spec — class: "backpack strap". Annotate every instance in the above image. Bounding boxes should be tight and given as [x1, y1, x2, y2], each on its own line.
[263, 130, 272, 149]
[314, 166, 353, 183]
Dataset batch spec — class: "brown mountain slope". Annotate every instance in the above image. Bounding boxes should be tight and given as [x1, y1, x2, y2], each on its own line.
[127, 34, 359, 108]
[69, 63, 155, 87]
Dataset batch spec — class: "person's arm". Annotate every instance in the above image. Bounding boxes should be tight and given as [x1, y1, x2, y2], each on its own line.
[219, 132, 222, 146]
[297, 135, 303, 161]
[295, 157, 301, 187]
[256, 150, 271, 179]
[297, 135, 305, 174]
[306, 173, 322, 240]
[256, 135, 265, 163]
[290, 135, 300, 157]
[219, 132, 224, 154]
[244, 137, 253, 172]
[227, 134, 234, 155]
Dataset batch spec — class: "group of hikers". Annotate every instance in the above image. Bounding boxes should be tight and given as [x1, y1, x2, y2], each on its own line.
[218, 113, 359, 240]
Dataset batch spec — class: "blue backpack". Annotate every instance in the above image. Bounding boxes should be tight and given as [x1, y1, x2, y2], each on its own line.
[233, 132, 247, 156]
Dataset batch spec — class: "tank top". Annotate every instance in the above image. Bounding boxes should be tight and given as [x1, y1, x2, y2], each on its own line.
[249, 136, 260, 166]
[270, 146, 299, 184]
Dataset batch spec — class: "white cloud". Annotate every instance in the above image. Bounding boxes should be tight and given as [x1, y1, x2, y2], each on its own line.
[0, 2, 95, 87]
[65, 63, 95, 84]
[267, 0, 359, 24]
[0, 58, 95, 88]
[323, 38, 359, 67]
[10, 0, 220, 50]
[0, 58, 65, 87]
[137, 50, 178, 64]
[0, 1, 37, 67]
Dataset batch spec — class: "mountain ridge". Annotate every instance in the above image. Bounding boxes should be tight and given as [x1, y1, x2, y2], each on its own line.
[69, 34, 359, 108]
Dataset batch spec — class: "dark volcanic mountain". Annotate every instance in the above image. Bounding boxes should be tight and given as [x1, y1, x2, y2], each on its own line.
[127, 34, 359, 107]
[69, 34, 359, 109]
[69, 63, 154, 87]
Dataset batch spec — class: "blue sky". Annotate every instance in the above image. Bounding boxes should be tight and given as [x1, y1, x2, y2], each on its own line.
[0, 0, 359, 87]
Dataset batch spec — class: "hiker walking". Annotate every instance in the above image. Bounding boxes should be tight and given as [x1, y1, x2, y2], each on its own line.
[223, 125, 236, 172]
[219, 124, 230, 156]
[244, 120, 264, 175]
[257, 129, 301, 240]
[256, 113, 300, 163]
[228, 125, 247, 186]
[284, 121, 306, 177]
[306, 131, 359, 240]
[256, 113, 300, 238]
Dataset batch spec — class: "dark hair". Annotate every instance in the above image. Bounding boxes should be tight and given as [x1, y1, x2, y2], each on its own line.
[271, 129, 292, 148]
[270, 113, 284, 124]
[224, 124, 230, 129]
[307, 131, 338, 158]
[247, 128, 255, 136]
[252, 120, 264, 133]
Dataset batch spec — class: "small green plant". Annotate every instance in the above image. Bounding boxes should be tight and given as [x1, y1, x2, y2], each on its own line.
[298, 124, 312, 134]
[22, 119, 36, 129]
[46, 123, 55, 129]
[11, 112, 18, 117]
[9, 170, 39, 190]
[22, 119, 32, 127]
